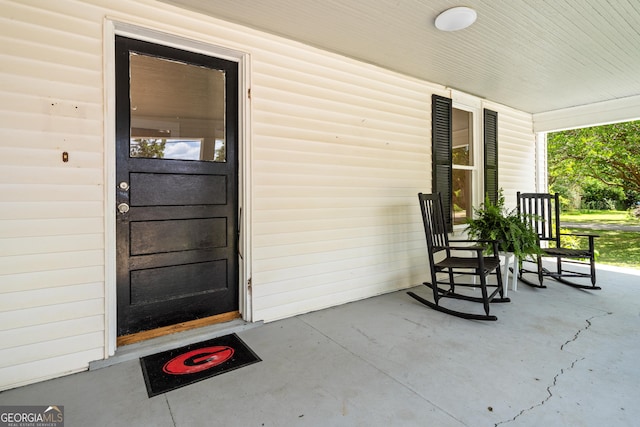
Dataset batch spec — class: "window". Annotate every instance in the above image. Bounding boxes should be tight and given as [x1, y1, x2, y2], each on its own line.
[452, 108, 474, 225]
[432, 94, 498, 231]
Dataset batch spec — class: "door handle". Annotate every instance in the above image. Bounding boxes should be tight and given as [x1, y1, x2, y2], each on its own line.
[117, 203, 130, 214]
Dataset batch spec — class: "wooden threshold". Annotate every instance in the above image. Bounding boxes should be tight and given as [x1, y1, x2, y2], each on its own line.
[117, 311, 241, 347]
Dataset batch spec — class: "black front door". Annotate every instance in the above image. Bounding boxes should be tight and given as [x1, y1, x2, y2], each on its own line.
[115, 36, 239, 336]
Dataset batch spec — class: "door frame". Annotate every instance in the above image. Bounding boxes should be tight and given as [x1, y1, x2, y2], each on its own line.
[103, 20, 252, 357]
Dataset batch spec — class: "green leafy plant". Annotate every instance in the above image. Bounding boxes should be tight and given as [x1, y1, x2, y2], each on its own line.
[465, 190, 541, 259]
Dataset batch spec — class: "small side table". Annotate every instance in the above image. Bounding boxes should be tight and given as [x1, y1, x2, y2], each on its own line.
[500, 252, 518, 297]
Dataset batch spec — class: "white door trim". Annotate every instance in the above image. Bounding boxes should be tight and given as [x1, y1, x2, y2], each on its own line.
[103, 19, 252, 357]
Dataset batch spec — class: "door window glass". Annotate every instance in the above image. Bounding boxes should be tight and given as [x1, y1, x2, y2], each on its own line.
[129, 53, 226, 162]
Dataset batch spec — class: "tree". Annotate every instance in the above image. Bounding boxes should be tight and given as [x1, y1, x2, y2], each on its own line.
[548, 120, 640, 207]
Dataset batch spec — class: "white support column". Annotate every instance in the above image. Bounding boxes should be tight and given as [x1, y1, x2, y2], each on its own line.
[535, 132, 548, 193]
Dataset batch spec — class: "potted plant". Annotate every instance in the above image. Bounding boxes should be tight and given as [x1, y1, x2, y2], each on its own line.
[465, 189, 541, 260]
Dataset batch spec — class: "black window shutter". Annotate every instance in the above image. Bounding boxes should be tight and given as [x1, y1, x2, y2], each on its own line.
[432, 94, 452, 232]
[484, 109, 499, 205]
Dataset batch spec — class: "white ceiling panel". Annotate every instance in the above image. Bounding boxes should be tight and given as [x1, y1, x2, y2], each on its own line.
[158, 0, 640, 115]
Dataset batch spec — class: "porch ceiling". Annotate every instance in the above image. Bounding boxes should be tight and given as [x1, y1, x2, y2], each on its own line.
[158, 0, 640, 116]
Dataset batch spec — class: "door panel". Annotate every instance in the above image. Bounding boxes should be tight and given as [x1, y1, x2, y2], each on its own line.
[129, 218, 227, 255]
[115, 36, 239, 336]
[129, 260, 228, 305]
[129, 173, 227, 206]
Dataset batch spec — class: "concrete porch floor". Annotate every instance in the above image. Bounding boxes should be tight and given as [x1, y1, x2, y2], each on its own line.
[1, 264, 639, 427]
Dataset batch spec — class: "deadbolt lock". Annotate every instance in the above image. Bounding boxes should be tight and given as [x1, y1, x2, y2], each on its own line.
[117, 203, 130, 214]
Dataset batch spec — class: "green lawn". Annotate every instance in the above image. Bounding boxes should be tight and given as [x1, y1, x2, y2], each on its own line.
[560, 211, 640, 225]
[562, 228, 640, 268]
[561, 209, 639, 225]
[560, 210, 640, 268]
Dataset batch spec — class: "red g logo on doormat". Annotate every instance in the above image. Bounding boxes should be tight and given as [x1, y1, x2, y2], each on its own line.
[163, 346, 235, 375]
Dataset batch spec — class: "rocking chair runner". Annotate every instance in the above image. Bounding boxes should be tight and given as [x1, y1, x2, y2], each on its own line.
[408, 193, 510, 321]
[517, 192, 600, 290]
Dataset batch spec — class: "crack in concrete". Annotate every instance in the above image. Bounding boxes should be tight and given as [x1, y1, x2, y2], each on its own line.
[165, 394, 177, 427]
[495, 311, 612, 427]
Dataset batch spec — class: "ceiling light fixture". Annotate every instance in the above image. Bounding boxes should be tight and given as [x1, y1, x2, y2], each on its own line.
[435, 7, 477, 31]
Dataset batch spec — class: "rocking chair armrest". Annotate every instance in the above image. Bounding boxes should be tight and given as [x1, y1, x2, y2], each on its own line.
[559, 232, 600, 239]
[449, 239, 498, 244]
[449, 238, 500, 244]
[441, 244, 486, 253]
[449, 238, 500, 251]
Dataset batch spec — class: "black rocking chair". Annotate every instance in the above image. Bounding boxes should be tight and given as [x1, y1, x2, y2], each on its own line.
[407, 193, 510, 321]
[517, 192, 600, 290]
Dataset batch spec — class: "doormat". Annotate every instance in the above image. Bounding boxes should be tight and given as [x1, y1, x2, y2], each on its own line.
[140, 333, 261, 397]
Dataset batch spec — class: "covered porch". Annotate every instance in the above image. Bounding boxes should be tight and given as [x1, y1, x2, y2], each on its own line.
[4, 0, 640, 392]
[2, 264, 638, 426]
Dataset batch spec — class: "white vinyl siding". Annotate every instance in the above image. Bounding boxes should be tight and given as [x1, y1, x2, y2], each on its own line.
[0, 0, 536, 390]
[0, 0, 106, 389]
[250, 48, 434, 320]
